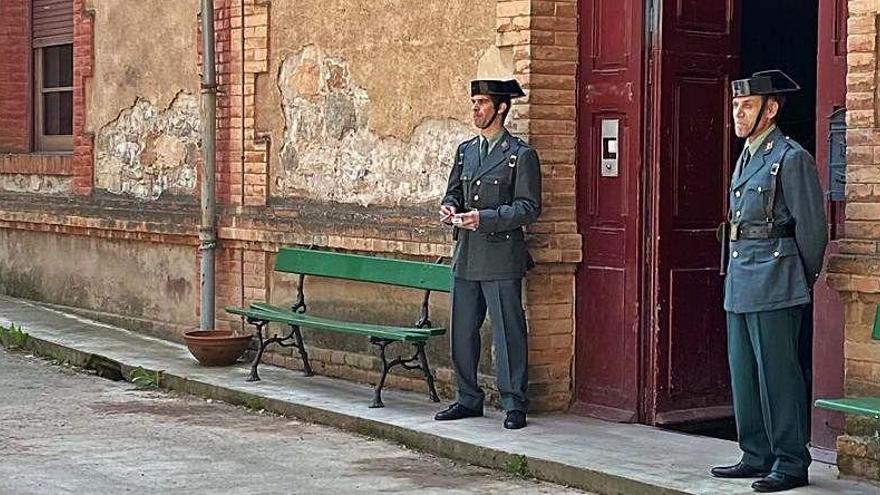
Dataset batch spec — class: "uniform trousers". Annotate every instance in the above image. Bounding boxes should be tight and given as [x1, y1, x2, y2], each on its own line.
[727, 305, 811, 478]
[450, 277, 529, 412]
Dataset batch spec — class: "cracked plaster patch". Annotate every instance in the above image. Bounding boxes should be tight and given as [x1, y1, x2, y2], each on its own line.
[0, 174, 71, 194]
[94, 93, 200, 200]
[276, 46, 472, 207]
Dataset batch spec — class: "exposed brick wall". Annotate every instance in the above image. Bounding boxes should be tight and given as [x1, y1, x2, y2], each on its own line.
[0, 155, 73, 175]
[828, 1, 880, 394]
[495, 0, 580, 410]
[213, 0, 269, 207]
[837, 434, 880, 481]
[0, 0, 31, 153]
[72, 0, 95, 195]
[824, 0, 880, 483]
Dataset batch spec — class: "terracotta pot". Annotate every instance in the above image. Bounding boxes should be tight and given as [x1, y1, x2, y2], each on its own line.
[183, 330, 252, 366]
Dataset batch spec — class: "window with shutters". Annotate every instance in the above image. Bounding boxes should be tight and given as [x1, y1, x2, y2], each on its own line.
[32, 0, 74, 152]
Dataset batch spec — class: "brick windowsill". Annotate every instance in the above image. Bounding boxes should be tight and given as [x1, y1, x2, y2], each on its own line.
[0, 153, 75, 176]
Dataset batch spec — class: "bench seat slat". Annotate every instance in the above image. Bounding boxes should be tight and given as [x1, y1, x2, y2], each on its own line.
[226, 304, 446, 342]
[248, 303, 446, 336]
[814, 397, 880, 417]
[227, 306, 428, 342]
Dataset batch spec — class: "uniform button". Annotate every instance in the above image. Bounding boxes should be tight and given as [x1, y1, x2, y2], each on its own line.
[773, 251, 780, 257]
[494, 180, 498, 184]
[735, 210, 741, 218]
[732, 251, 739, 258]
[475, 180, 481, 186]
[757, 186, 763, 193]
[473, 195, 479, 201]
[505, 234, 510, 239]
[735, 190, 741, 198]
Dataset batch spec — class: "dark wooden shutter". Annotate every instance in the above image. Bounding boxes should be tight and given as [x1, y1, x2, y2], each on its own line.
[32, 0, 73, 47]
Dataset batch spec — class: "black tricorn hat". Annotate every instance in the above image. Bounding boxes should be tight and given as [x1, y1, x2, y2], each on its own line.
[470, 79, 526, 98]
[732, 70, 800, 97]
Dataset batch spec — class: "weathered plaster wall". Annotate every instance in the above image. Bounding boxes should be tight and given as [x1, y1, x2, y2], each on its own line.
[94, 94, 200, 199]
[259, 0, 499, 206]
[86, 0, 200, 132]
[86, 0, 200, 199]
[0, 229, 196, 328]
[0, 175, 71, 194]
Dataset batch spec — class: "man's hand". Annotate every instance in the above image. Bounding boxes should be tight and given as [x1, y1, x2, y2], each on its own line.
[440, 204, 457, 224]
[453, 210, 480, 231]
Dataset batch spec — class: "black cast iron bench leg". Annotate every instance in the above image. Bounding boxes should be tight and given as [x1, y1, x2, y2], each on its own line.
[290, 324, 313, 377]
[369, 338, 439, 408]
[370, 338, 392, 408]
[415, 342, 440, 403]
[247, 320, 314, 382]
[247, 320, 268, 382]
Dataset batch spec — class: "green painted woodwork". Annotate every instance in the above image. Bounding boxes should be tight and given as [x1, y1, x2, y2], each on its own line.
[226, 303, 445, 342]
[814, 397, 880, 418]
[274, 247, 451, 292]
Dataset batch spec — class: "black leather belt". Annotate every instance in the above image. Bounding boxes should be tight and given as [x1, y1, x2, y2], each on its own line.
[730, 223, 794, 241]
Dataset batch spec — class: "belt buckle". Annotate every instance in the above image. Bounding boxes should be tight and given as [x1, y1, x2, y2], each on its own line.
[730, 223, 739, 241]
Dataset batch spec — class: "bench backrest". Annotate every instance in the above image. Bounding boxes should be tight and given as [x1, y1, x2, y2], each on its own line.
[274, 247, 451, 293]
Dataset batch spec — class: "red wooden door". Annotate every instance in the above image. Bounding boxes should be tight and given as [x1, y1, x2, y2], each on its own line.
[574, 0, 644, 421]
[811, 0, 847, 454]
[645, 0, 739, 424]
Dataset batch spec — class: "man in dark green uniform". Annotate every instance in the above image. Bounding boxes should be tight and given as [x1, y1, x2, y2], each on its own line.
[711, 70, 827, 492]
[434, 78, 541, 430]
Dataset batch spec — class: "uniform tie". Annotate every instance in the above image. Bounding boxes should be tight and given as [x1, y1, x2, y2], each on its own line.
[736, 149, 751, 180]
[480, 138, 489, 163]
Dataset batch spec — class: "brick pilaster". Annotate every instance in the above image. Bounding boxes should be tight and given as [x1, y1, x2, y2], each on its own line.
[215, 0, 269, 207]
[72, 0, 95, 195]
[825, 0, 880, 482]
[496, 0, 580, 411]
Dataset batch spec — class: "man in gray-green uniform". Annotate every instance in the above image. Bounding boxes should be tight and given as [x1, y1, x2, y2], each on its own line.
[434, 78, 541, 430]
[711, 70, 827, 493]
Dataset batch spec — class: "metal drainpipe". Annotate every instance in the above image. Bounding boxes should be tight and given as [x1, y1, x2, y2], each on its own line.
[199, 0, 217, 331]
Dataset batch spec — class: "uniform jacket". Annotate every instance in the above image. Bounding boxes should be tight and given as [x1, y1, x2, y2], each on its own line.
[441, 129, 542, 280]
[724, 127, 828, 313]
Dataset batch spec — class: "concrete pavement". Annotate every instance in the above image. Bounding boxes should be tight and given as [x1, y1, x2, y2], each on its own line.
[0, 294, 876, 495]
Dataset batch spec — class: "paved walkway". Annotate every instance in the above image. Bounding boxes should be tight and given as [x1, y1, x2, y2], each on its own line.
[0, 350, 588, 494]
[1, 295, 876, 495]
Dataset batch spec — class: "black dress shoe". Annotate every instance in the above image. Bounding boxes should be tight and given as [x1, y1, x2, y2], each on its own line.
[751, 473, 808, 493]
[503, 410, 527, 429]
[710, 462, 770, 479]
[434, 403, 482, 421]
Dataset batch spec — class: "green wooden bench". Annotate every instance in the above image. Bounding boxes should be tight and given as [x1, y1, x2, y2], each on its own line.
[226, 247, 451, 408]
[814, 304, 880, 426]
